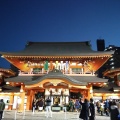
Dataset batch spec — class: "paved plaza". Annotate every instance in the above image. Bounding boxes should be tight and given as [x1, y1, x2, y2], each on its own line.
[2, 110, 110, 120]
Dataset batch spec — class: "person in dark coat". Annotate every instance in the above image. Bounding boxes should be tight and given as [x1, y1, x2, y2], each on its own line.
[110, 100, 119, 120]
[104, 99, 109, 116]
[45, 96, 52, 118]
[109, 99, 112, 113]
[36, 98, 44, 111]
[89, 98, 95, 120]
[0, 99, 5, 120]
[79, 99, 89, 120]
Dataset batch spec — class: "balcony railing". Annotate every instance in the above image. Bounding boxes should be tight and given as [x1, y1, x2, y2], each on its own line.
[18, 68, 95, 76]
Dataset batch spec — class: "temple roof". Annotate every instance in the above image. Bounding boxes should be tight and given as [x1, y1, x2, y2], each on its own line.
[0, 41, 114, 56]
[0, 68, 15, 77]
[104, 68, 120, 77]
[4, 76, 86, 86]
[4, 69, 108, 86]
[93, 82, 120, 93]
[0, 85, 20, 92]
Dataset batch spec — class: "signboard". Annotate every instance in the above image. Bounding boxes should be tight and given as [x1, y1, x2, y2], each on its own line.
[52, 106, 61, 111]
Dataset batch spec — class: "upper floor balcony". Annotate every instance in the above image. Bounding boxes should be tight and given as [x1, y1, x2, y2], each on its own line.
[18, 68, 95, 76]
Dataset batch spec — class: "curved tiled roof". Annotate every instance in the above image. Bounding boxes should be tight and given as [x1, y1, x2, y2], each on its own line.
[104, 68, 120, 77]
[0, 85, 20, 92]
[0, 41, 114, 56]
[5, 75, 87, 86]
[93, 82, 119, 93]
[4, 70, 108, 86]
[0, 68, 15, 77]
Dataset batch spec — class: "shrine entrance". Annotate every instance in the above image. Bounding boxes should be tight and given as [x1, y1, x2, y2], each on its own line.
[45, 88, 70, 106]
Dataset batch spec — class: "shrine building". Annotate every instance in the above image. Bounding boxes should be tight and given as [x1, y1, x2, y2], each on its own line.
[0, 41, 118, 112]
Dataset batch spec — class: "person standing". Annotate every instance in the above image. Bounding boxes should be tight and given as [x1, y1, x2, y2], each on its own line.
[116, 100, 120, 113]
[110, 100, 119, 120]
[62, 101, 67, 112]
[79, 99, 89, 120]
[100, 100, 104, 116]
[109, 99, 112, 113]
[96, 100, 100, 113]
[69, 99, 74, 112]
[116, 100, 120, 120]
[37, 98, 44, 111]
[104, 99, 109, 116]
[75, 99, 81, 112]
[0, 99, 5, 120]
[45, 97, 52, 118]
[89, 98, 95, 120]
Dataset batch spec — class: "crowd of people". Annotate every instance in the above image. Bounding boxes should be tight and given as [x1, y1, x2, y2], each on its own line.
[32, 97, 52, 118]
[68, 98, 120, 120]
[0, 96, 120, 120]
[31, 97, 120, 120]
[96, 99, 120, 120]
[68, 98, 95, 120]
[32, 98, 44, 112]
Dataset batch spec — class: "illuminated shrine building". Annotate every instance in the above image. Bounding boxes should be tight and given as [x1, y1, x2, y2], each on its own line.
[0, 41, 119, 111]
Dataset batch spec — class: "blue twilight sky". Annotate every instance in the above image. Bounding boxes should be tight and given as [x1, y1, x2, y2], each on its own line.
[0, 0, 120, 68]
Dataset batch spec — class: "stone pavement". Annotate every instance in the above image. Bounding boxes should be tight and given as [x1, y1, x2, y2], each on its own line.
[2, 110, 110, 120]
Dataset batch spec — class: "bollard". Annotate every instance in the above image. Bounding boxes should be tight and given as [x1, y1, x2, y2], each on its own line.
[32, 107, 35, 115]
[64, 110, 66, 119]
[76, 110, 79, 120]
[14, 110, 17, 120]
[22, 107, 26, 119]
[2, 111, 4, 118]
[32, 107, 35, 120]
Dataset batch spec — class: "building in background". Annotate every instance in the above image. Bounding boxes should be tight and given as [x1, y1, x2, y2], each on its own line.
[95, 43, 120, 100]
[96, 39, 105, 51]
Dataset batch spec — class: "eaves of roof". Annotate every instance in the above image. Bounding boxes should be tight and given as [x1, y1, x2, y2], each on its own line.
[0, 85, 20, 93]
[5, 75, 87, 86]
[4, 75, 108, 86]
[104, 68, 120, 76]
[93, 82, 119, 93]
[93, 89, 113, 93]
[0, 68, 15, 76]
[0, 51, 114, 56]
[71, 76, 108, 83]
